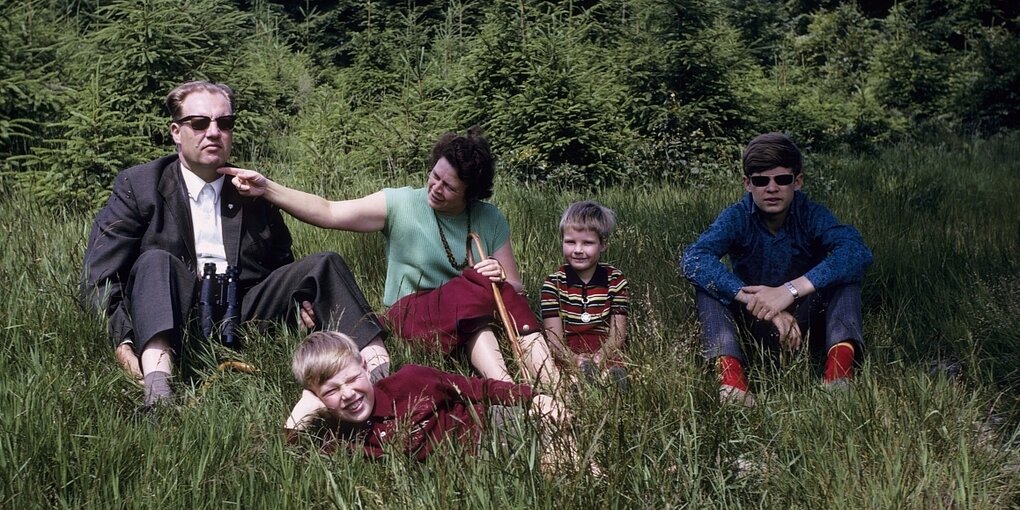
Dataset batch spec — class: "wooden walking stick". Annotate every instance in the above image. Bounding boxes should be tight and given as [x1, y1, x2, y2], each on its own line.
[467, 232, 533, 382]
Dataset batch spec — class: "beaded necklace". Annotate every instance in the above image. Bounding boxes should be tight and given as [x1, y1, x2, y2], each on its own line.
[435, 207, 472, 270]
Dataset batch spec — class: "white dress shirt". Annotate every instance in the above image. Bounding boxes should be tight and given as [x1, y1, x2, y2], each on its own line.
[181, 170, 228, 274]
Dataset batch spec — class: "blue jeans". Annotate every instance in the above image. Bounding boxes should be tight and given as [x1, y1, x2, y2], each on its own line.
[695, 283, 864, 365]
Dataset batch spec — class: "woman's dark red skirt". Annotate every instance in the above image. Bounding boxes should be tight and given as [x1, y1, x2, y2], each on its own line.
[384, 268, 541, 354]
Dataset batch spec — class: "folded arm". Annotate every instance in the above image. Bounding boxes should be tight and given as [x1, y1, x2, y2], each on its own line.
[741, 207, 872, 321]
[802, 208, 873, 290]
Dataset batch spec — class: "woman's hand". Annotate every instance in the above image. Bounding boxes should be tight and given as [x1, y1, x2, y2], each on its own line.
[473, 256, 506, 283]
[487, 241, 525, 293]
[218, 166, 269, 197]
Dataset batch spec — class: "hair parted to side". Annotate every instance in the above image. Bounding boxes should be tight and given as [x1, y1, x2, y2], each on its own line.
[559, 200, 617, 242]
[742, 132, 803, 176]
[165, 81, 235, 120]
[430, 125, 495, 202]
[291, 331, 363, 390]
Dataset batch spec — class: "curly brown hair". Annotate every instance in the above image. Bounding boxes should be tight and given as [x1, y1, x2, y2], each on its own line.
[429, 125, 495, 202]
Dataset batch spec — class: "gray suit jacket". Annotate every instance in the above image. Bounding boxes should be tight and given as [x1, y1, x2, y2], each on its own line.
[80, 154, 295, 344]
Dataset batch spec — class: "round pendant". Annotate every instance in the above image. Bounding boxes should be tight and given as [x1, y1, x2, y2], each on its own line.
[580, 312, 592, 323]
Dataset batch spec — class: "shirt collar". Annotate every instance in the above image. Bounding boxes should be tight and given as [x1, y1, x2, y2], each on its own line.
[181, 169, 224, 202]
[368, 380, 396, 420]
[563, 264, 609, 286]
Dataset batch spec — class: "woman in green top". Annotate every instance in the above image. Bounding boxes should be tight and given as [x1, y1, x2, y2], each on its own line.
[221, 127, 561, 389]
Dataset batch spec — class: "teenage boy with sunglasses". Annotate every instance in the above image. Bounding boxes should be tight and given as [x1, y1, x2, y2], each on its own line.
[680, 132, 872, 406]
[80, 81, 389, 409]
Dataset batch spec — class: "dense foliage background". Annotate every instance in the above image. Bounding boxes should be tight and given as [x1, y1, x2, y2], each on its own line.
[2, 0, 1018, 207]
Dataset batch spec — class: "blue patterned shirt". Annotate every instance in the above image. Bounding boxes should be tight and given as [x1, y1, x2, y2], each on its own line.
[681, 191, 872, 305]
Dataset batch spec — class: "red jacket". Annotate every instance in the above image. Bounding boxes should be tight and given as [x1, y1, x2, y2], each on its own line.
[332, 364, 535, 460]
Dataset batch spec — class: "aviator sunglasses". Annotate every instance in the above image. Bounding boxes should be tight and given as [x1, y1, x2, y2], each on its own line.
[174, 115, 236, 131]
[749, 173, 796, 187]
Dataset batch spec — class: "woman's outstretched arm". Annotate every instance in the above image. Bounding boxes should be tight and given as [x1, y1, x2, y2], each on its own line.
[218, 166, 386, 232]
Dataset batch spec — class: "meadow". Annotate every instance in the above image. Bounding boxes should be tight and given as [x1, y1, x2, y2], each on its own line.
[2, 132, 1019, 508]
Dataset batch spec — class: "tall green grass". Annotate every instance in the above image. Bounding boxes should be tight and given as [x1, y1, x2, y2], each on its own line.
[1, 134, 1018, 508]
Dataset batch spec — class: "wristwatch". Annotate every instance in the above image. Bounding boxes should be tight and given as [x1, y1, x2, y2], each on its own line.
[784, 281, 799, 298]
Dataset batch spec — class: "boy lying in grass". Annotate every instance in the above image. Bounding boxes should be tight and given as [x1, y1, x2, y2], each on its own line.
[284, 331, 582, 469]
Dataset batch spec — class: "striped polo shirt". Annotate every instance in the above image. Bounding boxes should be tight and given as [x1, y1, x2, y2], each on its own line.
[540, 263, 629, 340]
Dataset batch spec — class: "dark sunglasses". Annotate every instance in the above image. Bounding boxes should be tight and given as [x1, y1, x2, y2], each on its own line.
[174, 115, 236, 131]
[749, 174, 796, 187]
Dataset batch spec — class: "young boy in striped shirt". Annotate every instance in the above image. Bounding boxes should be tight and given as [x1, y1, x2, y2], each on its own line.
[541, 201, 630, 390]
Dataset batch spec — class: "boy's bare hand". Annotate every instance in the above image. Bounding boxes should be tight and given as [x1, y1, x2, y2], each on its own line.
[771, 311, 802, 351]
[741, 284, 795, 321]
[573, 353, 593, 368]
[286, 389, 327, 430]
[531, 394, 569, 426]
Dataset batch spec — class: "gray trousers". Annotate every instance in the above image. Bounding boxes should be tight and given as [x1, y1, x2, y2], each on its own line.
[695, 283, 864, 365]
[122, 250, 384, 354]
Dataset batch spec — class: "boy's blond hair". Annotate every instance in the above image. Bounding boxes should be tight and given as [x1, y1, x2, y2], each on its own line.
[291, 331, 363, 390]
[559, 200, 617, 242]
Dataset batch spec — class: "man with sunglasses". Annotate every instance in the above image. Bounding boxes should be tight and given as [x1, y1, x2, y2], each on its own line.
[80, 81, 389, 409]
[680, 132, 873, 406]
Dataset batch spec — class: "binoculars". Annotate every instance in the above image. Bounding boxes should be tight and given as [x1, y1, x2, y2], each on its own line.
[199, 263, 241, 348]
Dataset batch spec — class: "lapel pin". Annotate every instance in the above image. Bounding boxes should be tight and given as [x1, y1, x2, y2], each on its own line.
[228, 203, 234, 210]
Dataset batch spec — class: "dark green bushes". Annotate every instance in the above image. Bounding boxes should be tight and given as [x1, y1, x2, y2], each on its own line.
[2, 0, 1018, 206]
[3, 0, 315, 209]
[461, 2, 630, 186]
